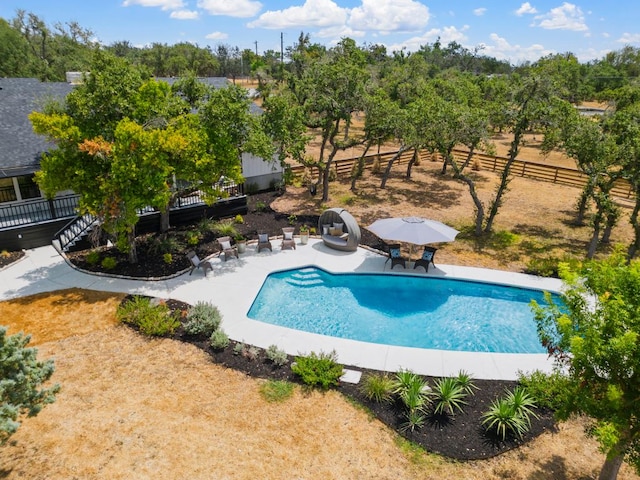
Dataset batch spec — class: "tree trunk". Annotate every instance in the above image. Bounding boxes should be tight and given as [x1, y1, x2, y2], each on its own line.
[320, 119, 341, 202]
[406, 148, 418, 179]
[160, 208, 170, 233]
[598, 454, 624, 480]
[351, 141, 372, 191]
[380, 146, 406, 189]
[483, 126, 523, 233]
[627, 200, 640, 262]
[598, 437, 631, 480]
[587, 215, 601, 259]
[446, 151, 484, 235]
[576, 178, 595, 225]
[127, 228, 138, 264]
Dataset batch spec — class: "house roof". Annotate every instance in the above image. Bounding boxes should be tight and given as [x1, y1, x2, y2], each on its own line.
[0, 76, 262, 179]
[0, 78, 74, 178]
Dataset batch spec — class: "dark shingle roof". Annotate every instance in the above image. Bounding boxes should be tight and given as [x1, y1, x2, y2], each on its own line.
[0, 78, 73, 178]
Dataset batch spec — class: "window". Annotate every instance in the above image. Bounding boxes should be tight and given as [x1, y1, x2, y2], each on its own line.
[0, 178, 17, 203]
[17, 175, 41, 200]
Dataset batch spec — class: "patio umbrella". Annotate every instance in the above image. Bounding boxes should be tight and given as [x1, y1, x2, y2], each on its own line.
[366, 217, 459, 245]
[366, 216, 459, 262]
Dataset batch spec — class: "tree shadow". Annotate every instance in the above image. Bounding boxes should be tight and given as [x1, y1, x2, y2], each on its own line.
[528, 455, 597, 480]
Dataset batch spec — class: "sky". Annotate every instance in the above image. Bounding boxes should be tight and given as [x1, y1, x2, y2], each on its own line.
[1, 0, 639, 65]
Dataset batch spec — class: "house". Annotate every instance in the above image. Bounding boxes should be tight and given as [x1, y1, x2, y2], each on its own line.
[0, 76, 282, 251]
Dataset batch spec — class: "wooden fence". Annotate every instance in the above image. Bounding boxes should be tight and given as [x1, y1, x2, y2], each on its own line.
[291, 148, 635, 201]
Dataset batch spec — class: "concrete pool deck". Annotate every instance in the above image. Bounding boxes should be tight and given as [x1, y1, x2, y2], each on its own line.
[0, 239, 564, 380]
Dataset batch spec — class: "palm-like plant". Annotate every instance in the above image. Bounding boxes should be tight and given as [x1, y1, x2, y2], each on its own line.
[482, 398, 528, 440]
[432, 377, 467, 415]
[455, 370, 479, 396]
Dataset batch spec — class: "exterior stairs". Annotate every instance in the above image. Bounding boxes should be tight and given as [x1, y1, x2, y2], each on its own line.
[285, 267, 325, 287]
[52, 213, 99, 253]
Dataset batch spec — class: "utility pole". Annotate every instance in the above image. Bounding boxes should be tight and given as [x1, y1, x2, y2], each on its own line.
[254, 40, 258, 56]
[280, 32, 284, 63]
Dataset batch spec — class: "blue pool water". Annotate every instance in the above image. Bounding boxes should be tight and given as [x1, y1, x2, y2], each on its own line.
[247, 267, 557, 354]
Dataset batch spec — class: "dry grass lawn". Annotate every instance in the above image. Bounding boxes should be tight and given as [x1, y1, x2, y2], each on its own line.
[0, 289, 639, 480]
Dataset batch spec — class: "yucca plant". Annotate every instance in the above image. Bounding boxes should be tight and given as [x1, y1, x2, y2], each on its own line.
[455, 370, 479, 396]
[482, 397, 528, 440]
[432, 377, 467, 415]
[401, 408, 427, 433]
[506, 386, 539, 427]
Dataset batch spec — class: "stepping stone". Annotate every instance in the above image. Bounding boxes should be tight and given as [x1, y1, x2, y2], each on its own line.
[340, 369, 362, 384]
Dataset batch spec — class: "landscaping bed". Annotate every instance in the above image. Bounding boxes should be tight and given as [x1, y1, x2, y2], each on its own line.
[125, 295, 556, 462]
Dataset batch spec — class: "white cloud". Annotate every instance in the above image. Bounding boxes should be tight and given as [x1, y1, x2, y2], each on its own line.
[473, 7, 487, 16]
[197, 0, 262, 18]
[532, 2, 587, 31]
[481, 32, 552, 63]
[170, 9, 199, 19]
[206, 31, 229, 40]
[618, 33, 640, 44]
[348, 0, 430, 35]
[515, 2, 537, 16]
[386, 25, 469, 54]
[122, 0, 184, 10]
[248, 0, 348, 29]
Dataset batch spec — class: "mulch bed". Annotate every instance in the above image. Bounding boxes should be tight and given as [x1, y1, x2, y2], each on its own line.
[120, 295, 556, 462]
[0, 250, 25, 269]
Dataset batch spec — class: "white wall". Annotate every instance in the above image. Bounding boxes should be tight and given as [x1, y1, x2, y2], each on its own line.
[241, 152, 283, 191]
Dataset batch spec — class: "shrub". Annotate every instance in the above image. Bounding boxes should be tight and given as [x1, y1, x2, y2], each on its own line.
[244, 182, 259, 195]
[291, 350, 343, 389]
[260, 380, 295, 402]
[254, 200, 266, 213]
[163, 253, 172, 264]
[234, 214, 244, 224]
[482, 387, 539, 440]
[525, 255, 582, 278]
[116, 296, 180, 337]
[401, 408, 427, 433]
[432, 377, 467, 415]
[185, 230, 200, 246]
[287, 214, 297, 225]
[454, 370, 479, 396]
[209, 329, 230, 350]
[360, 373, 395, 403]
[101, 256, 117, 270]
[183, 302, 222, 336]
[233, 342, 245, 355]
[147, 235, 183, 255]
[197, 218, 215, 235]
[85, 250, 101, 265]
[243, 345, 260, 361]
[266, 345, 288, 367]
[517, 369, 570, 411]
[213, 219, 238, 238]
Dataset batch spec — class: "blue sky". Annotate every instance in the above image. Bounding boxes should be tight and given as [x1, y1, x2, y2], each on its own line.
[1, 0, 638, 64]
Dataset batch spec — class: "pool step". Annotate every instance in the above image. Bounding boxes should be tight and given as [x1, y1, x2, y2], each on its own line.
[286, 269, 325, 287]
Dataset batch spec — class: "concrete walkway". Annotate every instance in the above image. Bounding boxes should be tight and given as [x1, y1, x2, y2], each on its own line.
[0, 239, 564, 380]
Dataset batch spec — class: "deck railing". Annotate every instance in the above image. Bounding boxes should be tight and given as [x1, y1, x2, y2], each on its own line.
[0, 194, 80, 229]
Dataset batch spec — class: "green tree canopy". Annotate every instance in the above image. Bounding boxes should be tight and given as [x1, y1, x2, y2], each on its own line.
[532, 251, 640, 480]
[0, 326, 59, 445]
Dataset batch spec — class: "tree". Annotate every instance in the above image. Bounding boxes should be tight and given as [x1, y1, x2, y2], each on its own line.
[288, 38, 369, 201]
[532, 251, 640, 480]
[0, 326, 59, 445]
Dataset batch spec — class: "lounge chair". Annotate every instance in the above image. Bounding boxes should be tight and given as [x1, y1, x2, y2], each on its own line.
[385, 244, 406, 269]
[414, 246, 437, 272]
[257, 232, 272, 252]
[281, 227, 296, 250]
[187, 251, 213, 276]
[217, 236, 238, 261]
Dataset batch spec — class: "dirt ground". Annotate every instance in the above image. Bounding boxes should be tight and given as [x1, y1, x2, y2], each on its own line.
[0, 289, 639, 480]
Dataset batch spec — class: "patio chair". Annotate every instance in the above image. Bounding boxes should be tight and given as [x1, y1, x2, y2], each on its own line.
[281, 227, 296, 250]
[187, 251, 213, 276]
[217, 236, 238, 261]
[257, 232, 272, 252]
[385, 244, 406, 269]
[414, 246, 437, 272]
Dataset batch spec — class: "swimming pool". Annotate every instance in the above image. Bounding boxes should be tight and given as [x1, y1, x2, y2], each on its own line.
[247, 267, 558, 354]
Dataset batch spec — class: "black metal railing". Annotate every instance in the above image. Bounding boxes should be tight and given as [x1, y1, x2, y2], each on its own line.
[0, 194, 80, 228]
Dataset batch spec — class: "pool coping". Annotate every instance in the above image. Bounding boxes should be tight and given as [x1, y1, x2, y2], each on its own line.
[167, 239, 563, 381]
